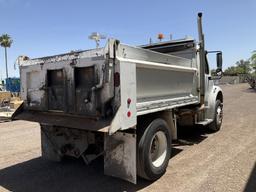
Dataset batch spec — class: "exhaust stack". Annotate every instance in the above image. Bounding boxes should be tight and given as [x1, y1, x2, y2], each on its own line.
[197, 12, 206, 105]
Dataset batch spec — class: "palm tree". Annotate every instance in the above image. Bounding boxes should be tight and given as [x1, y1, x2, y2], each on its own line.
[0, 34, 13, 78]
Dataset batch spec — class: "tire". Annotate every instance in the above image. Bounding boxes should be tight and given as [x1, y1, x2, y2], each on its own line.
[137, 118, 171, 180]
[208, 100, 223, 132]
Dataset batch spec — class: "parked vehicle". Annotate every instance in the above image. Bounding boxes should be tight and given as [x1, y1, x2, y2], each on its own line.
[12, 13, 223, 183]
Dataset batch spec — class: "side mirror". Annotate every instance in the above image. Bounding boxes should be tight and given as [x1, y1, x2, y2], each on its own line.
[217, 52, 223, 70]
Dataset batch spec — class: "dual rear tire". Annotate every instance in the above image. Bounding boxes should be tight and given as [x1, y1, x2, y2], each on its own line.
[137, 118, 171, 180]
[137, 100, 223, 181]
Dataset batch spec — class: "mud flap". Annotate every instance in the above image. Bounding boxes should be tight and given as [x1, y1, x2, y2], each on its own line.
[104, 132, 136, 184]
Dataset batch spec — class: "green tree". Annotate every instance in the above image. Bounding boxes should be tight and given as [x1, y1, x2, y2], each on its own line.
[224, 66, 238, 75]
[0, 34, 13, 78]
[235, 59, 251, 74]
[250, 51, 256, 75]
[251, 51, 256, 63]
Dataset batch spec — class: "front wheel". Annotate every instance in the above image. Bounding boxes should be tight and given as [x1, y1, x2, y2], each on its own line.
[208, 99, 223, 132]
[137, 118, 171, 180]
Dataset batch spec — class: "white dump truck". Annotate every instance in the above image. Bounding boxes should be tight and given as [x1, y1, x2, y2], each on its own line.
[13, 13, 223, 183]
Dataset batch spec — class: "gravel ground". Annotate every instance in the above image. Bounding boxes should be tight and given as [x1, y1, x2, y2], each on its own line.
[0, 83, 255, 192]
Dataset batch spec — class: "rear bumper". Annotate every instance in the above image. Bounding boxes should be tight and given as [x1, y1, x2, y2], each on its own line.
[12, 105, 111, 132]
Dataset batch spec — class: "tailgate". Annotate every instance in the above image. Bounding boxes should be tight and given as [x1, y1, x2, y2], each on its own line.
[16, 48, 114, 122]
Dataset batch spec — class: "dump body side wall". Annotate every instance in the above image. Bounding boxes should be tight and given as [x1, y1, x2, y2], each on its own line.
[16, 40, 201, 134]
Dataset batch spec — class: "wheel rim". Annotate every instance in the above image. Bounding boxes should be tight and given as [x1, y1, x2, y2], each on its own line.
[149, 131, 167, 168]
[216, 105, 223, 125]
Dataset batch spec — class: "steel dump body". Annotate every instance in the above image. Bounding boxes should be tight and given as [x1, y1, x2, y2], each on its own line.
[14, 39, 199, 133]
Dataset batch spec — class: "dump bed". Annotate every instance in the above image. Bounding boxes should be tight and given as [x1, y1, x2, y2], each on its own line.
[13, 39, 199, 134]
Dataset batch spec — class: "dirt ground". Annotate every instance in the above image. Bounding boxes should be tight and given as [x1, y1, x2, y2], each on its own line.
[0, 83, 255, 192]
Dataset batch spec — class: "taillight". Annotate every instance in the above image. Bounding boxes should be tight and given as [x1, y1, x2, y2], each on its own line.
[127, 111, 131, 117]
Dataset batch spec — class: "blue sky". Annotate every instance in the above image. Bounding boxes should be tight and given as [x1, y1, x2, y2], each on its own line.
[0, 0, 255, 78]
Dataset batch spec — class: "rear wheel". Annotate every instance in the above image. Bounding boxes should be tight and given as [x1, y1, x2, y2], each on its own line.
[208, 100, 223, 132]
[137, 118, 171, 180]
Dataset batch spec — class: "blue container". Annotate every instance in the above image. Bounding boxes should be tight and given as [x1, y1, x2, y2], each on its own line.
[6, 78, 20, 92]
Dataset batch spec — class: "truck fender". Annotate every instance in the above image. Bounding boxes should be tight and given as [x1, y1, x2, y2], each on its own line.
[206, 86, 223, 120]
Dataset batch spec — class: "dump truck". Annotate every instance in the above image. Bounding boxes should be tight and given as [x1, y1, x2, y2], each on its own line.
[13, 13, 223, 183]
